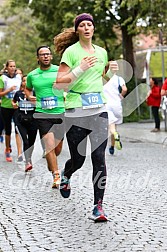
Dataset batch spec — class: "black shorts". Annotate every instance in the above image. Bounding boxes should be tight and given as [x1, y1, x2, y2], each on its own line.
[34, 113, 65, 140]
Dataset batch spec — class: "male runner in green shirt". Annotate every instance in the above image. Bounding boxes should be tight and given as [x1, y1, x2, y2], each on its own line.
[25, 45, 65, 188]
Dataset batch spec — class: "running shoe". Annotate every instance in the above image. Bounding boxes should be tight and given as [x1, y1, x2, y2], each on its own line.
[114, 132, 122, 150]
[151, 128, 160, 132]
[25, 162, 32, 172]
[17, 155, 23, 163]
[92, 200, 108, 222]
[5, 150, 12, 162]
[60, 170, 71, 198]
[0, 135, 4, 143]
[52, 172, 60, 189]
[109, 146, 114, 155]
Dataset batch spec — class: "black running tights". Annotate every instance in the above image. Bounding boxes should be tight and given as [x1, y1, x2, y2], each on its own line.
[64, 112, 108, 205]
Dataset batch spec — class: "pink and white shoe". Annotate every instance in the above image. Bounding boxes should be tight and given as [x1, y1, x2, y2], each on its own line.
[25, 162, 32, 172]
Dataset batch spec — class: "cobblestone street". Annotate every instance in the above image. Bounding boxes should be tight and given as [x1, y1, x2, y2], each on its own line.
[0, 122, 167, 252]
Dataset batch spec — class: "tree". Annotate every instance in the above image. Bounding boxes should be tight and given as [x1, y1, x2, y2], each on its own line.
[10, 0, 120, 62]
[10, 0, 167, 70]
[0, 4, 43, 73]
[4, 0, 167, 73]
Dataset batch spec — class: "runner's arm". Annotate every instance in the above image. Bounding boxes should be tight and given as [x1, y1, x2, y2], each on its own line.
[0, 86, 17, 97]
[25, 87, 36, 102]
[54, 56, 97, 90]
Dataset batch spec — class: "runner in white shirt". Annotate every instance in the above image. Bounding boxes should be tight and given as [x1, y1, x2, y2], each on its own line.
[104, 73, 127, 155]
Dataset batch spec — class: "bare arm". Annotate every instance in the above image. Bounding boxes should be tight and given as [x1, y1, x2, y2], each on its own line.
[103, 60, 119, 82]
[24, 87, 36, 102]
[161, 89, 167, 96]
[0, 86, 17, 97]
[54, 56, 97, 90]
[11, 100, 18, 109]
[55, 63, 73, 91]
[121, 84, 127, 97]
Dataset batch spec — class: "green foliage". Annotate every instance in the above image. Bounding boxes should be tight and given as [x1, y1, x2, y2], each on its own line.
[123, 101, 151, 122]
[149, 51, 167, 78]
[10, 0, 165, 70]
[123, 109, 140, 122]
[2, 0, 167, 82]
[140, 102, 151, 120]
[0, 4, 44, 73]
[122, 77, 151, 122]
[10, 0, 121, 59]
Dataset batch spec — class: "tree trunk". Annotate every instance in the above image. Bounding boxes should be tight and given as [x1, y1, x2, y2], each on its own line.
[121, 26, 135, 71]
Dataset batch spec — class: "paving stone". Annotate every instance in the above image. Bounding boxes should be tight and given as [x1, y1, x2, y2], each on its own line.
[0, 123, 167, 251]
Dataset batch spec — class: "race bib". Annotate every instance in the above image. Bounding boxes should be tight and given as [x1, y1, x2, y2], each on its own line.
[7, 92, 14, 99]
[81, 93, 103, 109]
[41, 96, 58, 109]
[19, 100, 35, 111]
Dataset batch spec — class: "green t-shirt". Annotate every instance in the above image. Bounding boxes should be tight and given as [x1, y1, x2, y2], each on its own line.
[61, 41, 108, 109]
[0, 74, 21, 108]
[26, 65, 65, 114]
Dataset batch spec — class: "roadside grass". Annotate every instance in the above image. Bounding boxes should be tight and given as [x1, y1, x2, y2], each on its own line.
[149, 51, 167, 78]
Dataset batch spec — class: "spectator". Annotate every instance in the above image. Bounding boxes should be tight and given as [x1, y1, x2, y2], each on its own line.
[161, 78, 167, 96]
[146, 77, 161, 132]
